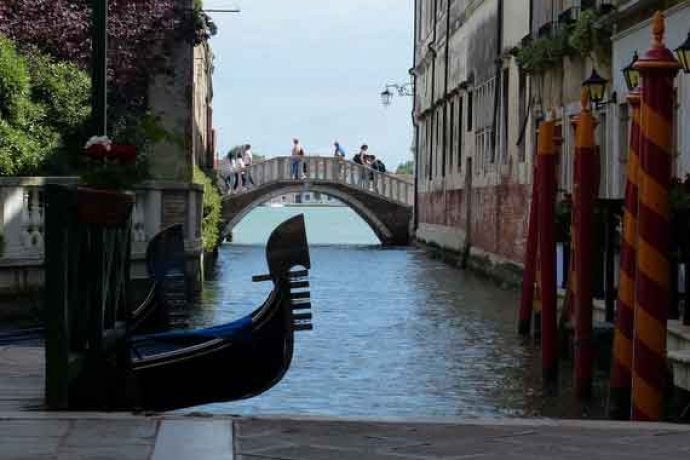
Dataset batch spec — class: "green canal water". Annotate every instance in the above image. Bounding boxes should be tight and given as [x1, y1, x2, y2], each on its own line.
[186, 206, 609, 418]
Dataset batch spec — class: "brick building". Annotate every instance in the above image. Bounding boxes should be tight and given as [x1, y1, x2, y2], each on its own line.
[412, 0, 532, 276]
[412, 0, 690, 278]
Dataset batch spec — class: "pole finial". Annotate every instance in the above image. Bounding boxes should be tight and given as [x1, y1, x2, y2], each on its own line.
[580, 87, 590, 112]
[652, 11, 665, 49]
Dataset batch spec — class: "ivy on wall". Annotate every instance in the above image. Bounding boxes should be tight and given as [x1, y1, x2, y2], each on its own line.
[513, 8, 614, 74]
[193, 166, 222, 253]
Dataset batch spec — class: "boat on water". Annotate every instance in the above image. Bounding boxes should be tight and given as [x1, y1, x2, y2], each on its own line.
[127, 214, 313, 411]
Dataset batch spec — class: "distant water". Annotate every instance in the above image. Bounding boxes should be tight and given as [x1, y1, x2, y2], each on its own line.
[185, 206, 608, 419]
[230, 206, 380, 246]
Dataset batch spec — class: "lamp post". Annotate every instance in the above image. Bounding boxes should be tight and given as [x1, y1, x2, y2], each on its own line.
[622, 51, 641, 91]
[380, 82, 413, 107]
[582, 68, 609, 108]
[675, 31, 690, 73]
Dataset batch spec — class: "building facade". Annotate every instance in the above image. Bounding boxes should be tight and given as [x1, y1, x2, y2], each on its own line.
[413, 0, 532, 274]
[413, 0, 690, 276]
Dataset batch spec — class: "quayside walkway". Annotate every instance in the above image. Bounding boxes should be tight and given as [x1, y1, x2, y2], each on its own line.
[2, 346, 690, 459]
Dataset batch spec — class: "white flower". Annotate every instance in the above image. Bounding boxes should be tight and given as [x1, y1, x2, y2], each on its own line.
[84, 136, 112, 150]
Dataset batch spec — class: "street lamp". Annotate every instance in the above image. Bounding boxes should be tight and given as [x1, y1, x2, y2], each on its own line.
[380, 88, 394, 106]
[622, 51, 640, 91]
[582, 68, 611, 109]
[675, 31, 690, 74]
[380, 82, 413, 107]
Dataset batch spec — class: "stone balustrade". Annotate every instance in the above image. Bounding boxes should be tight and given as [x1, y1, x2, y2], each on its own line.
[0, 177, 204, 294]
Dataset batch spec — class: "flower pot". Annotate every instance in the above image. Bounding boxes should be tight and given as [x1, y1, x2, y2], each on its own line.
[76, 187, 135, 227]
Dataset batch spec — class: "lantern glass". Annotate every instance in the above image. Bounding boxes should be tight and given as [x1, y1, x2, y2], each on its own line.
[622, 52, 640, 91]
[675, 32, 690, 74]
[381, 89, 393, 106]
[583, 69, 608, 105]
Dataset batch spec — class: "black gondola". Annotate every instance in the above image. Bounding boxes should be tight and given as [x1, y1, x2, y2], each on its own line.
[127, 214, 313, 411]
[130, 224, 187, 332]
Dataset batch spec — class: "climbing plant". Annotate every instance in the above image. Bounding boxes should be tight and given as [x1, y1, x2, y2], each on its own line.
[513, 7, 614, 74]
[193, 166, 222, 253]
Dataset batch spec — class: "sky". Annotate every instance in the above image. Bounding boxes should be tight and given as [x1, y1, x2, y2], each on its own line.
[205, 0, 414, 169]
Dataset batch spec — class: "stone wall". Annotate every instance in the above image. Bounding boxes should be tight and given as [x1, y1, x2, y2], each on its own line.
[417, 181, 530, 263]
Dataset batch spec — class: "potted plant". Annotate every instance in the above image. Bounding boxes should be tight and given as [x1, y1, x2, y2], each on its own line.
[77, 136, 140, 226]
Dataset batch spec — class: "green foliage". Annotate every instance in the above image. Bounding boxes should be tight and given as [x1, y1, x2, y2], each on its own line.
[514, 28, 573, 74]
[193, 166, 222, 253]
[569, 9, 613, 63]
[0, 35, 30, 122]
[395, 160, 414, 175]
[0, 35, 90, 176]
[514, 8, 614, 74]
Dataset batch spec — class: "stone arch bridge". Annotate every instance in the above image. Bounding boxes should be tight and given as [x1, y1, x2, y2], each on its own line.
[221, 157, 414, 246]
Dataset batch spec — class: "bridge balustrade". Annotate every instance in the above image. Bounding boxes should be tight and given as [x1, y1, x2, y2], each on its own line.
[227, 156, 414, 206]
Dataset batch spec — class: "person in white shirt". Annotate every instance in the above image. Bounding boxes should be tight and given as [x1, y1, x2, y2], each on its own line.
[242, 144, 255, 187]
[235, 153, 245, 191]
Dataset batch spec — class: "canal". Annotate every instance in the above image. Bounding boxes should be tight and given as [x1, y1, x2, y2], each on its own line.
[186, 206, 606, 418]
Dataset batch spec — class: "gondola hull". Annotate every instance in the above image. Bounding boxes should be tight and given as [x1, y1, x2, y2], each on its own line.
[126, 214, 312, 411]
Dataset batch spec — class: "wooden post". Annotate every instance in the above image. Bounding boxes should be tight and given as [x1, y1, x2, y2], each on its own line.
[609, 86, 641, 419]
[537, 117, 558, 387]
[519, 164, 539, 336]
[573, 89, 598, 400]
[604, 203, 617, 323]
[631, 12, 680, 421]
[92, 0, 108, 135]
[45, 185, 73, 409]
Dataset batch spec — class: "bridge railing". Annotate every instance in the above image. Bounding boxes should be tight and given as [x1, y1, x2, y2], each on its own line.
[224, 156, 414, 206]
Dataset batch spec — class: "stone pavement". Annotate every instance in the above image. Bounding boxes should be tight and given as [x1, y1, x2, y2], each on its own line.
[1, 413, 690, 459]
[2, 346, 690, 459]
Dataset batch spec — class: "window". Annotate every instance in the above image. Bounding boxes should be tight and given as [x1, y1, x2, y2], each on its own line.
[517, 70, 527, 162]
[458, 97, 464, 171]
[502, 68, 510, 163]
[448, 100, 454, 175]
[467, 91, 473, 131]
[428, 114, 434, 180]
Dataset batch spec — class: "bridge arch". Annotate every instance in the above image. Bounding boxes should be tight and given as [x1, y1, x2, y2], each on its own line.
[222, 184, 393, 244]
[220, 156, 413, 246]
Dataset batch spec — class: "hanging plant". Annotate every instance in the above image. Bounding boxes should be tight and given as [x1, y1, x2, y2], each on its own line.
[514, 28, 574, 74]
[568, 9, 614, 62]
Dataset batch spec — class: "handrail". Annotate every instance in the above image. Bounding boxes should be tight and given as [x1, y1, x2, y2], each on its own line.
[222, 156, 414, 206]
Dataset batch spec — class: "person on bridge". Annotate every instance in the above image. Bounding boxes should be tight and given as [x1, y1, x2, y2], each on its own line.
[242, 144, 255, 187]
[291, 139, 304, 180]
[334, 141, 346, 158]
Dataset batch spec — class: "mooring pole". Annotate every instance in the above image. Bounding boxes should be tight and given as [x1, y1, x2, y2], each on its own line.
[609, 86, 641, 419]
[519, 163, 540, 336]
[92, 0, 108, 135]
[573, 89, 597, 400]
[631, 12, 680, 421]
[537, 116, 558, 388]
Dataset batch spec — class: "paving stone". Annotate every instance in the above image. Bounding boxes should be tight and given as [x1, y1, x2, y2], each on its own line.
[151, 419, 233, 460]
[64, 419, 158, 447]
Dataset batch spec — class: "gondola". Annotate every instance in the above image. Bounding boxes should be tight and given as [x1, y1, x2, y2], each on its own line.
[130, 224, 187, 332]
[127, 214, 313, 411]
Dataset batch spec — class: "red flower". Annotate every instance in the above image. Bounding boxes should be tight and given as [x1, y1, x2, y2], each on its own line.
[85, 143, 109, 160]
[110, 144, 137, 163]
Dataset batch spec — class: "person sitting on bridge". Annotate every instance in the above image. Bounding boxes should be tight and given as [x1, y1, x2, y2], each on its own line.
[371, 157, 386, 173]
[334, 141, 346, 158]
[242, 144, 255, 188]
